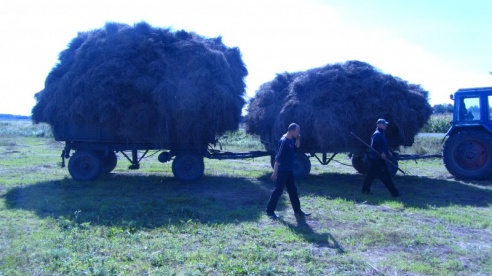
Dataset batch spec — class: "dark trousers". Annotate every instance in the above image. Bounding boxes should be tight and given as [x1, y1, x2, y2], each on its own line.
[362, 159, 399, 197]
[266, 170, 301, 214]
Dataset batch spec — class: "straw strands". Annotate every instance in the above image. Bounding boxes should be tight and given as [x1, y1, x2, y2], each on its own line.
[246, 61, 432, 153]
[32, 22, 247, 150]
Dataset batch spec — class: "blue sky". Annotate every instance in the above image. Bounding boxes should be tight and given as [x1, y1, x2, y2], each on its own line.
[0, 0, 490, 115]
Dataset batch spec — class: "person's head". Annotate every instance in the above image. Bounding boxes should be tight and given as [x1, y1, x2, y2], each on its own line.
[376, 118, 389, 130]
[287, 123, 300, 138]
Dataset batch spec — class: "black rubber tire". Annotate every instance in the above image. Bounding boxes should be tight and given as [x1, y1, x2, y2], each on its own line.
[100, 151, 117, 174]
[293, 152, 311, 180]
[443, 131, 492, 180]
[269, 152, 311, 179]
[172, 152, 205, 181]
[352, 152, 398, 177]
[387, 152, 399, 177]
[351, 154, 368, 174]
[68, 150, 102, 181]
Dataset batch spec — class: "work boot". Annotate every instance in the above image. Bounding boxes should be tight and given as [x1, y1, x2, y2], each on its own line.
[294, 211, 311, 218]
[266, 211, 278, 220]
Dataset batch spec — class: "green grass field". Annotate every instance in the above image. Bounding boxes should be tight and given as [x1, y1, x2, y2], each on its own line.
[0, 120, 491, 275]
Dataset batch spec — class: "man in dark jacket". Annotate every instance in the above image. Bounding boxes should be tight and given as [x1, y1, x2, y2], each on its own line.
[266, 123, 310, 219]
[362, 119, 400, 197]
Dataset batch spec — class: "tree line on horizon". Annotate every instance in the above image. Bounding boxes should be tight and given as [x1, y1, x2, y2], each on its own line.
[1, 103, 454, 121]
[431, 103, 453, 114]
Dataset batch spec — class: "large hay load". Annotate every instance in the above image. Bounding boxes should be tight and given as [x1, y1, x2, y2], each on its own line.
[32, 22, 247, 151]
[32, 22, 248, 181]
[246, 61, 432, 177]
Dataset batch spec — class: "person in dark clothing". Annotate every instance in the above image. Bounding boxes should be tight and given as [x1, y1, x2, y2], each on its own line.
[362, 119, 400, 197]
[266, 123, 311, 219]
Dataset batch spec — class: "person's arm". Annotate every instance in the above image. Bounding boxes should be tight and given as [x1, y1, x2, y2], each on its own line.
[295, 135, 300, 148]
[380, 152, 388, 160]
[376, 134, 390, 160]
[382, 135, 391, 158]
[372, 133, 387, 160]
[271, 138, 286, 181]
[271, 162, 280, 181]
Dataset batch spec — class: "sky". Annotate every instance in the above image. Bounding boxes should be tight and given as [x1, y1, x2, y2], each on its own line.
[0, 0, 491, 116]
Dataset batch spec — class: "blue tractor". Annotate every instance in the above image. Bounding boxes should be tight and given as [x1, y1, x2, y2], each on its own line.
[443, 87, 492, 179]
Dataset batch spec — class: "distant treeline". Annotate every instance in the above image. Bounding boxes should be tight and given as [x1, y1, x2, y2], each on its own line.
[0, 104, 451, 122]
[0, 114, 30, 120]
[432, 104, 453, 114]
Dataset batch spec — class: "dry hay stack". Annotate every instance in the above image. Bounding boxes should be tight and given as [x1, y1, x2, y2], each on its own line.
[246, 60, 432, 153]
[32, 22, 247, 150]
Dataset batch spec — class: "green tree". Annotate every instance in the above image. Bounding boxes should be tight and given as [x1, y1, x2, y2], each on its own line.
[432, 103, 453, 114]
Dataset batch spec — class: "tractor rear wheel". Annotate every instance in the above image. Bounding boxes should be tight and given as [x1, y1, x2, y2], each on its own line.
[68, 150, 102, 181]
[443, 131, 492, 180]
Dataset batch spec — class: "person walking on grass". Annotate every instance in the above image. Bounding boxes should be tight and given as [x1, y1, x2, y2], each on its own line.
[361, 119, 400, 197]
[266, 123, 311, 219]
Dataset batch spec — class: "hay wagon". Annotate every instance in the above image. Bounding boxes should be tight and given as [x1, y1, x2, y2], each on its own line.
[260, 133, 440, 180]
[245, 61, 439, 179]
[57, 123, 438, 182]
[261, 140, 399, 180]
[56, 123, 271, 182]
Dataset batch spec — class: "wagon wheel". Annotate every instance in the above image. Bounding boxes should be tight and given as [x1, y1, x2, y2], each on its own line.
[100, 151, 117, 174]
[352, 152, 398, 177]
[172, 152, 205, 181]
[269, 153, 311, 179]
[351, 154, 368, 174]
[387, 152, 399, 177]
[293, 152, 311, 180]
[68, 150, 102, 181]
[443, 131, 492, 179]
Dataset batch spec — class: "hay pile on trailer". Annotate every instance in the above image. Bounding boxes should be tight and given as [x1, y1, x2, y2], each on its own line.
[32, 22, 247, 150]
[246, 60, 432, 153]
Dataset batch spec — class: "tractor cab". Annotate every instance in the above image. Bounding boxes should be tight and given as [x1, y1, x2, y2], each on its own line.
[449, 87, 492, 133]
[443, 87, 492, 180]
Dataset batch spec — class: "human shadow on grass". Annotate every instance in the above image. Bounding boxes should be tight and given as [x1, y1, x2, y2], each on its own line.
[280, 217, 345, 253]
[3, 173, 272, 228]
[265, 171, 492, 209]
